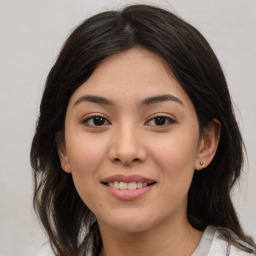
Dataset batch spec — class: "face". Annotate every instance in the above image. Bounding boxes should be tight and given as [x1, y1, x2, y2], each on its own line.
[59, 48, 213, 234]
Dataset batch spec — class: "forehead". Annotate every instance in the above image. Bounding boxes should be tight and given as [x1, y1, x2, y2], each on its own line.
[90, 47, 172, 85]
[68, 47, 191, 108]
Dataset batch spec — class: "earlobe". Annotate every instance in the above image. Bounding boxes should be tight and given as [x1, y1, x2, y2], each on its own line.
[56, 132, 72, 173]
[195, 119, 221, 170]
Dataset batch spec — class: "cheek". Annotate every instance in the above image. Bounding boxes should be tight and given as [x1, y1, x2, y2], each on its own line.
[65, 133, 109, 201]
[149, 126, 199, 193]
[66, 131, 108, 172]
[150, 132, 199, 211]
[153, 132, 198, 170]
[65, 135, 109, 211]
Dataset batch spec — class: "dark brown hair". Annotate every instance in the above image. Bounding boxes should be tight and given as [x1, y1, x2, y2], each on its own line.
[31, 4, 255, 256]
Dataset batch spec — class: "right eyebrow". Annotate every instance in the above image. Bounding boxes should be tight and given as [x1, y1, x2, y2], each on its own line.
[73, 95, 115, 107]
[140, 94, 184, 107]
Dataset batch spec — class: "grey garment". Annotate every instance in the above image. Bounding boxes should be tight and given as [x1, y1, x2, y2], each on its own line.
[34, 242, 53, 256]
[192, 226, 255, 256]
[192, 226, 216, 256]
[35, 225, 255, 256]
[35, 227, 216, 256]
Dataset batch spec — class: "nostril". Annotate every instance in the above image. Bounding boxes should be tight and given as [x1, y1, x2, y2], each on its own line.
[112, 156, 142, 165]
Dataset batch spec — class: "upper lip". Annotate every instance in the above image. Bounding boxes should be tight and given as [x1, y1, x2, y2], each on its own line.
[101, 175, 155, 184]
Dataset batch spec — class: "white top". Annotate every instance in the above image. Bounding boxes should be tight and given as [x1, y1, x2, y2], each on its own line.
[35, 243, 53, 256]
[192, 226, 255, 256]
[35, 226, 255, 256]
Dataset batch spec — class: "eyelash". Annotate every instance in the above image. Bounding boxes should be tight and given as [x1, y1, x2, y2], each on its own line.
[146, 115, 176, 127]
[82, 116, 111, 127]
[82, 114, 176, 127]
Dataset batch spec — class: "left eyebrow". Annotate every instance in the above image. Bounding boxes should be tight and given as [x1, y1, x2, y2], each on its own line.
[73, 95, 115, 107]
[140, 94, 184, 107]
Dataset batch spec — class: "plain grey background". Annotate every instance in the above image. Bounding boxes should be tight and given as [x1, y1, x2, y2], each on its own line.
[0, 0, 255, 255]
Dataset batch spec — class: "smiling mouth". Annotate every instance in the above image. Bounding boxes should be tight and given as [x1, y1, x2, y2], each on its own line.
[101, 175, 156, 200]
[103, 181, 156, 190]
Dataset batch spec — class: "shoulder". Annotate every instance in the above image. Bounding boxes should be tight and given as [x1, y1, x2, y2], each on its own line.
[34, 243, 55, 256]
[209, 227, 256, 256]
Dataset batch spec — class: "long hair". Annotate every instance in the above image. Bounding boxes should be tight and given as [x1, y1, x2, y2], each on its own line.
[30, 4, 255, 255]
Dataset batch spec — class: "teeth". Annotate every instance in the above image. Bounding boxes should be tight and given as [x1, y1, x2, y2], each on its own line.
[108, 181, 149, 190]
[114, 181, 119, 189]
[120, 182, 128, 189]
[137, 182, 142, 188]
[128, 182, 136, 190]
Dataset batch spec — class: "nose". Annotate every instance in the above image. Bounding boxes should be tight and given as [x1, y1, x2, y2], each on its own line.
[108, 121, 147, 166]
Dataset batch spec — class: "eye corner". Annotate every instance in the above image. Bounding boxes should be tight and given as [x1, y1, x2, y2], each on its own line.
[81, 115, 111, 127]
[145, 114, 176, 127]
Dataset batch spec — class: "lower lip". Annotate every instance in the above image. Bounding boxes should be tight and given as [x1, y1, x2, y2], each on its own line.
[103, 184, 155, 201]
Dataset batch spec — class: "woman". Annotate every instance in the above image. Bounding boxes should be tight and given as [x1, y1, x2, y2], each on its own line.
[31, 4, 256, 256]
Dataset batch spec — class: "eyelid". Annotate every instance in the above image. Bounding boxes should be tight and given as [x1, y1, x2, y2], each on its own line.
[80, 113, 176, 127]
[81, 114, 111, 127]
[145, 113, 176, 126]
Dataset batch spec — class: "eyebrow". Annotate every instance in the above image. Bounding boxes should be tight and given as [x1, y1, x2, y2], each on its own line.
[140, 94, 184, 106]
[73, 94, 184, 107]
[74, 95, 114, 106]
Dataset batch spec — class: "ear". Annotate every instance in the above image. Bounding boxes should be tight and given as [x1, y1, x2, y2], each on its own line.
[195, 119, 221, 170]
[56, 132, 72, 173]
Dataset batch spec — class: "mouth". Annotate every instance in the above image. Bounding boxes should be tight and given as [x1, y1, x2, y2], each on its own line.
[101, 175, 156, 200]
[103, 181, 156, 190]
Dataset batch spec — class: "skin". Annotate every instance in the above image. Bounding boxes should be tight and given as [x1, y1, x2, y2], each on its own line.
[58, 48, 220, 256]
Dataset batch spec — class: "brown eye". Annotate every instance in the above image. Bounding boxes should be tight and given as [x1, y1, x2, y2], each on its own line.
[154, 117, 167, 126]
[82, 116, 110, 126]
[147, 116, 175, 126]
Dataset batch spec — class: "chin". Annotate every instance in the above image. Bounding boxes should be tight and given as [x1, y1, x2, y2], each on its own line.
[98, 210, 158, 233]
[111, 221, 152, 233]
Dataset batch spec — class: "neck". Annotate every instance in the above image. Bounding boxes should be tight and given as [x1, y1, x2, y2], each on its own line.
[98, 215, 202, 256]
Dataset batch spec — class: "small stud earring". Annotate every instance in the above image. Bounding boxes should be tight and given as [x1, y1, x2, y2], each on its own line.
[200, 161, 204, 166]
